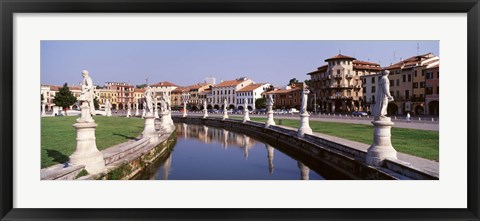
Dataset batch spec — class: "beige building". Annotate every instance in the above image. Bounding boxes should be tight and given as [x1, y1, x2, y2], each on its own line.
[211, 77, 254, 109]
[383, 53, 439, 115]
[308, 54, 381, 113]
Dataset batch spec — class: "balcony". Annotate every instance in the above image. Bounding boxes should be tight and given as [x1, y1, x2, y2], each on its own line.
[345, 74, 353, 79]
[335, 74, 342, 79]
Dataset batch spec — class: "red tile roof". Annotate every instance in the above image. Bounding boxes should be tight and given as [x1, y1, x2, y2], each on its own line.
[353, 60, 380, 66]
[237, 83, 266, 92]
[353, 65, 382, 71]
[307, 65, 328, 75]
[265, 88, 302, 94]
[325, 54, 356, 62]
[150, 81, 179, 87]
[215, 79, 249, 87]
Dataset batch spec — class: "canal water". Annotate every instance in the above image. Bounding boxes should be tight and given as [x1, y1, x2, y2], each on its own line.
[136, 123, 325, 180]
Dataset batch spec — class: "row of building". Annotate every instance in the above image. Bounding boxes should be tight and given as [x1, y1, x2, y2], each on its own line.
[41, 53, 439, 115]
[307, 53, 439, 115]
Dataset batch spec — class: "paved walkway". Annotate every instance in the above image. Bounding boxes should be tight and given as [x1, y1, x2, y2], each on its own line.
[174, 112, 439, 131]
[275, 124, 439, 176]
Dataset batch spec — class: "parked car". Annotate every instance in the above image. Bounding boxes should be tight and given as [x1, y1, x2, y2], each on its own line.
[208, 109, 220, 113]
[253, 108, 267, 114]
[288, 108, 299, 114]
[352, 111, 368, 116]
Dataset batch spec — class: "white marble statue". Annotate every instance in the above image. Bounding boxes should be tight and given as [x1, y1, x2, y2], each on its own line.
[144, 86, 154, 114]
[160, 94, 167, 113]
[80, 70, 95, 115]
[105, 99, 112, 116]
[300, 83, 309, 114]
[224, 99, 228, 111]
[42, 91, 48, 104]
[267, 94, 274, 111]
[372, 70, 394, 119]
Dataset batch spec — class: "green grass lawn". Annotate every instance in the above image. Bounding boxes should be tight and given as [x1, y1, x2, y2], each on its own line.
[234, 117, 439, 161]
[41, 116, 144, 168]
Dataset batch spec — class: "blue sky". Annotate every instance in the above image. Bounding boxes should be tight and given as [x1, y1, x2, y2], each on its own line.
[41, 40, 439, 87]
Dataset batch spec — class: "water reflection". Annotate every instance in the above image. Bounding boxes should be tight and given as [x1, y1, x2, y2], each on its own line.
[139, 123, 325, 180]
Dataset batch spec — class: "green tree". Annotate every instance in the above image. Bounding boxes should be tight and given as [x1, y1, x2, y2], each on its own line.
[304, 79, 312, 87]
[53, 83, 77, 116]
[93, 97, 99, 110]
[255, 97, 267, 109]
[136, 84, 148, 89]
[288, 78, 299, 86]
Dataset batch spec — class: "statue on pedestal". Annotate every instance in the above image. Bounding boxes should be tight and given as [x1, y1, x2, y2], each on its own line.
[366, 70, 397, 166]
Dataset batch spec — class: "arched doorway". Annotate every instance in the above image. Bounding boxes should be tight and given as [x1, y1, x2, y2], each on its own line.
[387, 103, 398, 115]
[191, 106, 199, 111]
[118, 103, 124, 110]
[428, 101, 439, 115]
[415, 105, 424, 115]
[207, 105, 212, 110]
[334, 100, 343, 112]
[214, 105, 220, 110]
[229, 104, 235, 109]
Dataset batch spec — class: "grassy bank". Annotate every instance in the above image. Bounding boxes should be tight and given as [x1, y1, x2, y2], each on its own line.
[41, 116, 144, 168]
[236, 117, 439, 161]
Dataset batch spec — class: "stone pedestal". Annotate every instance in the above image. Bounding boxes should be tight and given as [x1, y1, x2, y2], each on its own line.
[265, 110, 275, 127]
[142, 114, 158, 142]
[243, 110, 250, 123]
[203, 109, 208, 118]
[366, 117, 397, 166]
[297, 112, 313, 137]
[222, 110, 228, 120]
[154, 109, 159, 119]
[69, 101, 105, 174]
[126, 108, 131, 118]
[41, 104, 46, 116]
[106, 109, 112, 116]
[159, 112, 174, 132]
[135, 108, 139, 116]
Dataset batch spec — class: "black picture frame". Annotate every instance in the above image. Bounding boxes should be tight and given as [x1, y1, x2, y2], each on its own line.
[1, 0, 479, 220]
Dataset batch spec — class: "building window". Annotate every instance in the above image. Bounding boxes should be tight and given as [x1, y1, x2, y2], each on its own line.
[403, 75, 406, 82]
[413, 82, 418, 88]
[408, 74, 411, 82]
[371, 77, 375, 84]
[371, 86, 376, 93]
[414, 70, 417, 77]
[405, 90, 410, 100]
[390, 80, 394, 86]
[396, 79, 399, 86]
[337, 70, 340, 75]
[420, 82, 425, 88]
